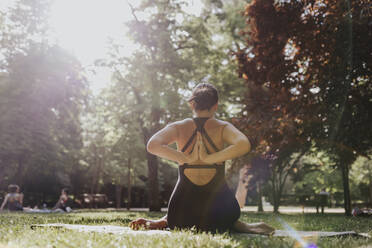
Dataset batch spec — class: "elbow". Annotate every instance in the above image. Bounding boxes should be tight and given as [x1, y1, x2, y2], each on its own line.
[146, 140, 156, 154]
[147, 138, 161, 155]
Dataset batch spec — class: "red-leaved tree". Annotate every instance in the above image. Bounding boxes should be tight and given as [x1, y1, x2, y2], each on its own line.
[236, 0, 371, 215]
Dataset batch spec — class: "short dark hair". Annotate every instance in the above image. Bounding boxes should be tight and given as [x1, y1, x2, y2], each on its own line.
[8, 184, 20, 193]
[188, 83, 218, 111]
[62, 188, 69, 195]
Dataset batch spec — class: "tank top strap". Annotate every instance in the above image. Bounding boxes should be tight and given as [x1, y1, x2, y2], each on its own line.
[200, 127, 219, 153]
[181, 129, 197, 153]
[181, 117, 219, 153]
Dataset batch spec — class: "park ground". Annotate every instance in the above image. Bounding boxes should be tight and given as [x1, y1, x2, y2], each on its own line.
[0, 209, 372, 248]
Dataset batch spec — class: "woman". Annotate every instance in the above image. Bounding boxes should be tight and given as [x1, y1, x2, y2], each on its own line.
[52, 188, 73, 212]
[0, 184, 24, 211]
[130, 83, 274, 234]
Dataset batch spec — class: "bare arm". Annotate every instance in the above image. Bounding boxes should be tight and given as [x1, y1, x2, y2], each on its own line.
[147, 123, 199, 165]
[200, 123, 251, 164]
[0, 194, 9, 211]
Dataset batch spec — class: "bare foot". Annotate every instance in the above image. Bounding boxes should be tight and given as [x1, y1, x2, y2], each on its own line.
[129, 218, 167, 230]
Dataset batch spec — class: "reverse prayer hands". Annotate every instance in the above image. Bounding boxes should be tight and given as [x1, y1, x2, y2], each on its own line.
[195, 132, 216, 164]
[184, 136, 200, 164]
[196, 132, 210, 163]
[182, 132, 214, 164]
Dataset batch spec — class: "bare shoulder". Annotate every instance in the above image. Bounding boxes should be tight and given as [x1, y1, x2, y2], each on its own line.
[212, 118, 231, 128]
[167, 118, 193, 128]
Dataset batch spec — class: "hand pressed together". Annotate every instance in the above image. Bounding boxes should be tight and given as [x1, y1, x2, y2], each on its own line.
[183, 132, 212, 164]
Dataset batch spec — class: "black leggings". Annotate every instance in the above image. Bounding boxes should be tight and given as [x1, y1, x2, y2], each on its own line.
[167, 165, 240, 232]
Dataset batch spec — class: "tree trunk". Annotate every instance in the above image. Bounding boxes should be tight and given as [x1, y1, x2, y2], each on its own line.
[15, 156, 25, 187]
[91, 146, 105, 194]
[271, 151, 305, 213]
[91, 156, 100, 194]
[341, 163, 351, 216]
[141, 124, 160, 211]
[368, 162, 372, 208]
[273, 194, 280, 213]
[130, 77, 161, 212]
[257, 181, 264, 212]
[369, 182, 372, 208]
[115, 184, 122, 209]
[147, 152, 160, 211]
[271, 171, 280, 213]
[127, 158, 132, 210]
[90, 145, 98, 194]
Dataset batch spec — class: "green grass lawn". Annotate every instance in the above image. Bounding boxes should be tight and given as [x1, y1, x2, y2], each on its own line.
[0, 210, 371, 248]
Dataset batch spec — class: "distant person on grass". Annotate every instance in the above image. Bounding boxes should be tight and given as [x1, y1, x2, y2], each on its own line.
[130, 83, 275, 234]
[0, 184, 41, 212]
[0, 186, 73, 213]
[0, 184, 24, 211]
[52, 188, 73, 213]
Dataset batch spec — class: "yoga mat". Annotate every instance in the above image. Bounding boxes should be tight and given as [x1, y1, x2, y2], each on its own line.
[31, 224, 171, 236]
[31, 224, 370, 238]
[270, 230, 370, 238]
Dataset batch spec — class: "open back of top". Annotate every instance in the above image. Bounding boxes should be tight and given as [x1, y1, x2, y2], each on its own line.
[180, 117, 223, 170]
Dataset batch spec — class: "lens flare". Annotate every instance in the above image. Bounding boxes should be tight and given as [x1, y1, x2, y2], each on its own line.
[277, 217, 318, 248]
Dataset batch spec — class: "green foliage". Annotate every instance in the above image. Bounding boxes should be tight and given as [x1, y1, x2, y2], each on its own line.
[191, 0, 249, 118]
[99, 0, 198, 210]
[291, 149, 344, 205]
[94, 0, 250, 209]
[0, 0, 51, 60]
[0, 0, 87, 202]
[349, 156, 372, 204]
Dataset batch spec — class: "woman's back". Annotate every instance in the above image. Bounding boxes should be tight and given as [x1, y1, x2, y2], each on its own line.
[6, 193, 23, 211]
[175, 118, 226, 153]
[173, 117, 228, 185]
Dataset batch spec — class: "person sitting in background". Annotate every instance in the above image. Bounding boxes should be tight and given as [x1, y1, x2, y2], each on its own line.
[52, 188, 73, 213]
[0, 184, 24, 211]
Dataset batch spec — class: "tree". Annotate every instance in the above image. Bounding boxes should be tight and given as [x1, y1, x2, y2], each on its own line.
[97, 0, 255, 210]
[99, 0, 219, 210]
[120, 0, 206, 210]
[292, 148, 344, 207]
[187, 0, 249, 115]
[236, 0, 372, 215]
[0, 44, 87, 198]
[0, 0, 87, 202]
